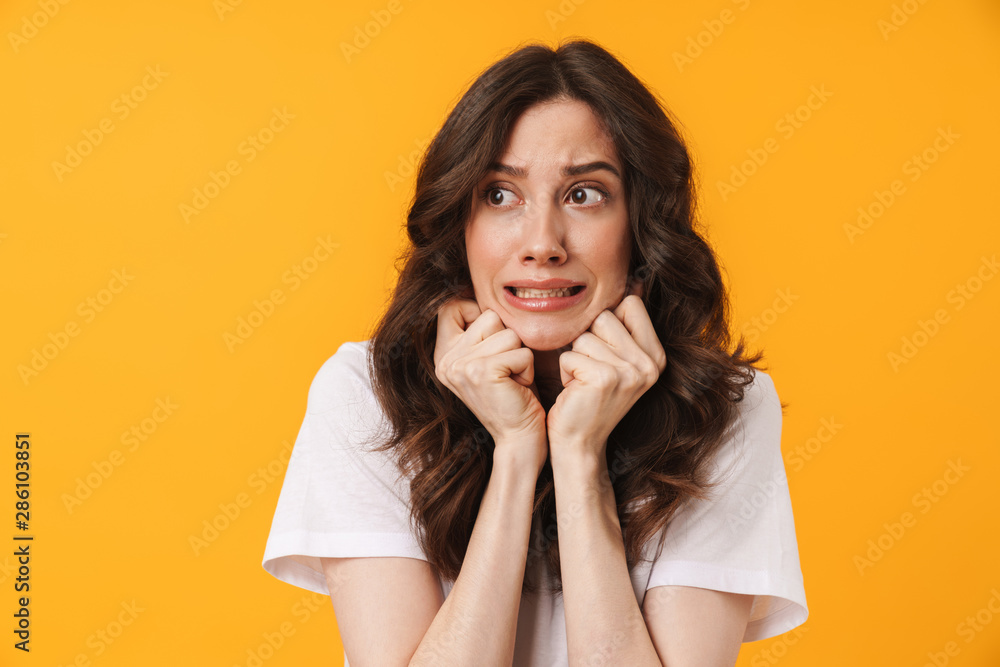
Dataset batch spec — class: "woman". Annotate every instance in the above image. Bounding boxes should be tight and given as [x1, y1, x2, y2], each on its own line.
[263, 39, 807, 666]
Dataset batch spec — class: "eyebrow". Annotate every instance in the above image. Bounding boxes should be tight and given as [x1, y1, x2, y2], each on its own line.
[487, 160, 621, 179]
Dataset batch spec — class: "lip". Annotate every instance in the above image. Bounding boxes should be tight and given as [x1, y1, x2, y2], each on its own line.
[504, 279, 582, 289]
[502, 283, 587, 312]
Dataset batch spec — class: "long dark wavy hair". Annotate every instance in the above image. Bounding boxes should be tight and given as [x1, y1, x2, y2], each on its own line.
[367, 39, 766, 594]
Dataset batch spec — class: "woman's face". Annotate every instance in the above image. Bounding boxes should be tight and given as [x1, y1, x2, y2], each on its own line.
[465, 98, 631, 352]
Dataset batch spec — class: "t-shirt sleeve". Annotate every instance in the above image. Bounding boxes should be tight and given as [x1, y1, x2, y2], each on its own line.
[642, 369, 808, 642]
[261, 341, 426, 596]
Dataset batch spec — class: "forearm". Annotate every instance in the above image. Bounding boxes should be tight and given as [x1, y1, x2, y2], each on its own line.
[409, 446, 538, 667]
[551, 447, 662, 667]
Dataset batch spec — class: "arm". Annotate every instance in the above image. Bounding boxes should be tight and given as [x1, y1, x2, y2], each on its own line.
[547, 295, 753, 665]
[642, 585, 753, 666]
[551, 448, 661, 665]
[408, 446, 538, 666]
[320, 556, 442, 667]
[551, 449, 753, 667]
[322, 443, 539, 667]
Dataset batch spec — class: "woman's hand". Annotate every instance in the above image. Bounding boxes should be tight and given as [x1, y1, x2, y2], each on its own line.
[546, 293, 667, 461]
[434, 298, 548, 473]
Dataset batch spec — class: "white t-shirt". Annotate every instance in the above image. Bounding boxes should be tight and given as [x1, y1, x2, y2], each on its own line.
[262, 340, 808, 666]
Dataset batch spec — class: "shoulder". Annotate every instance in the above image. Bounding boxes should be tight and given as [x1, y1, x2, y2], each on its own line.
[705, 368, 784, 489]
[726, 367, 782, 448]
[737, 367, 779, 413]
[295, 339, 404, 472]
[301, 340, 394, 447]
[304, 340, 373, 415]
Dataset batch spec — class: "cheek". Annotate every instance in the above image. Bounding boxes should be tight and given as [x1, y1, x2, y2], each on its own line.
[465, 226, 506, 295]
[591, 226, 631, 290]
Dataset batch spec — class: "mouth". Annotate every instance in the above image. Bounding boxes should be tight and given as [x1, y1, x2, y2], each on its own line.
[502, 284, 587, 312]
[505, 285, 585, 299]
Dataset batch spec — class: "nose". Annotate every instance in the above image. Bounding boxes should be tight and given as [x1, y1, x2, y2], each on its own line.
[518, 202, 567, 265]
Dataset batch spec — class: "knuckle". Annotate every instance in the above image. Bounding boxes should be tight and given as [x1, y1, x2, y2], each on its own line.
[623, 366, 642, 390]
[654, 350, 667, 373]
[436, 298, 457, 316]
[463, 359, 485, 384]
[627, 294, 646, 311]
[597, 310, 616, 324]
[498, 327, 520, 347]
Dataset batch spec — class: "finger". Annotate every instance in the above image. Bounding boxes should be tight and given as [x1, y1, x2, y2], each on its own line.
[608, 296, 667, 373]
[436, 298, 482, 337]
[460, 308, 508, 345]
[558, 349, 604, 389]
[435, 301, 495, 361]
[435, 299, 483, 365]
[436, 299, 481, 350]
[495, 347, 535, 387]
[587, 309, 642, 355]
[467, 326, 523, 360]
[461, 331, 531, 385]
[559, 350, 580, 388]
[585, 309, 663, 381]
[570, 331, 628, 367]
[450, 346, 534, 389]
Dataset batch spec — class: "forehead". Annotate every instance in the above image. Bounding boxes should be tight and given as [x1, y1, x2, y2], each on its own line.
[494, 98, 620, 171]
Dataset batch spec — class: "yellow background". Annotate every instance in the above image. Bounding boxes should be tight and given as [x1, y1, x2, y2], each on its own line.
[2, 0, 999, 664]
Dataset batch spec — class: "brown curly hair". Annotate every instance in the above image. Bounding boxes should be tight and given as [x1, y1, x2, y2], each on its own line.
[367, 38, 767, 594]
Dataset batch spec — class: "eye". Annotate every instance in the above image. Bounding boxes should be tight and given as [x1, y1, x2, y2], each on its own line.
[483, 186, 519, 207]
[568, 186, 606, 205]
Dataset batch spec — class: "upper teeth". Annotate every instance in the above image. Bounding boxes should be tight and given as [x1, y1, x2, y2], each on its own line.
[513, 287, 575, 298]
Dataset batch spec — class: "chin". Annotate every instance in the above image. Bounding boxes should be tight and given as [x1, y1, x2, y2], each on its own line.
[510, 324, 581, 352]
